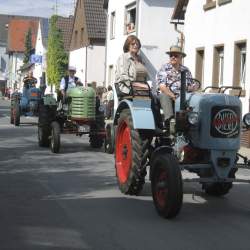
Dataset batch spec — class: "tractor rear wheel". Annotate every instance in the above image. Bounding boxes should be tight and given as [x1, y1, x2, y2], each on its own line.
[13, 102, 20, 126]
[104, 123, 114, 154]
[50, 121, 60, 153]
[203, 169, 235, 196]
[115, 109, 149, 195]
[89, 132, 104, 148]
[38, 125, 50, 147]
[151, 153, 183, 219]
[10, 107, 14, 124]
[203, 182, 232, 196]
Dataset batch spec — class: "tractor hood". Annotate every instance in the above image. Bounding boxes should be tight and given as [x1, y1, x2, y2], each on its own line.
[175, 92, 242, 150]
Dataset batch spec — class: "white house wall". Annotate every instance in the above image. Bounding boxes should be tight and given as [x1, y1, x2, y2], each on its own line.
[8, 53, 24, 90]
[184, 0, 250, 115]
[69, 45, 105, 86]
[105, 0, 177, 85]
[138, 0, 177, 80]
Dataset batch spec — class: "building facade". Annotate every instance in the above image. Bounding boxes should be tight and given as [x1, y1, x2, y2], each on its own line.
[104, 0, 177, 86]
[69, 0, 106, 86]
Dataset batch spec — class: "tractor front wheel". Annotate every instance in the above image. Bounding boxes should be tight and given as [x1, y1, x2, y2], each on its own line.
[151, 153, 183, 219]
[50, 121, 61, 153]
[13, 102, 20, 126]
[115, 109, 149, 195]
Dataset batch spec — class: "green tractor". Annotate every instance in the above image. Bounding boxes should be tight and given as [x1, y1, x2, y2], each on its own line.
[38, 86, 105, 153]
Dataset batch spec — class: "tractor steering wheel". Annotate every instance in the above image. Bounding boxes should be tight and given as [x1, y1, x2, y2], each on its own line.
[168, 78, 201, 97]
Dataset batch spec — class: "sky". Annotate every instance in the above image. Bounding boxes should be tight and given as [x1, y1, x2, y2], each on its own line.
[0, 0, 75, 18]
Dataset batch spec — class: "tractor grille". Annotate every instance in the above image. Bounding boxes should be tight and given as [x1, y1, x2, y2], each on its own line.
[70, 96, 96, 119]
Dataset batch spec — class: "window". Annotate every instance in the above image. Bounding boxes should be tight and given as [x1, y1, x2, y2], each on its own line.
[218, 0, 232, 6]
[240, 47, 246, 87]
[81, 28, 84, 43]
[110, 11, 116, 39]
[233, 41, 247, 89]
[125, 2, 136, 34]
[212, 45, 224, 86]
[195, 48, 205, 87]
[218, 49, 224, 86]
[74, 30, 78, 47]
[203, 0, 216, 11]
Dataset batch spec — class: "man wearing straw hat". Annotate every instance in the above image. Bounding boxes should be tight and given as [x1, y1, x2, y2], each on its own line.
[156, 45, 193, 129]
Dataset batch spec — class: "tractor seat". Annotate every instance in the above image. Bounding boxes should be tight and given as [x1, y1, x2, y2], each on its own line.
[115, 81, 151, 100]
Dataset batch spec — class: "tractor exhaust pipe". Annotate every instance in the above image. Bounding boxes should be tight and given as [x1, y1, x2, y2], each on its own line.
[180, 70, 187, 111]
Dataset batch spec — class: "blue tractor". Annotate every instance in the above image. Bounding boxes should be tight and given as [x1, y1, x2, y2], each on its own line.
[10, 78, 42, 126]
[110, 72, 250, 219]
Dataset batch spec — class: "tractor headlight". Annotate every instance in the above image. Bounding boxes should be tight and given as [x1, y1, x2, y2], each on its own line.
[99, 104, 105, 112]
[188, 112, 199, 125]
[243, 113, 250, 127]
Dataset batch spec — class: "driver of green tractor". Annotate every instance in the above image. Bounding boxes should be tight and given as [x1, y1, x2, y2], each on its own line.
[115, 35, 149, 95]
[156, 45, 193, 127]
[60, 66, 82, 101]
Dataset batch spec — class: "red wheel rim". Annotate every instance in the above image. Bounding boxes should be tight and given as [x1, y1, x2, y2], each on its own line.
[155, 169, 168, 208]
[115, 119, 132, 184]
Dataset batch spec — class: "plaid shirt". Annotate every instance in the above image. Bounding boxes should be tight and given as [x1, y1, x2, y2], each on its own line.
[156, 63, 193, 94]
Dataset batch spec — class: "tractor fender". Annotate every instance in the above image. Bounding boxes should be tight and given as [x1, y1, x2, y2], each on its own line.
[114, 99, 156, 130]
[149, 146, 174, 180]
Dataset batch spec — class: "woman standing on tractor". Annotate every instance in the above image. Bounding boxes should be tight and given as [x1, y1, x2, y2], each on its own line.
[115, 35, 148, 94]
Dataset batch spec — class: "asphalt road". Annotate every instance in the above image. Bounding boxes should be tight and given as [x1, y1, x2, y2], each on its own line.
[1, 99, 250, 250]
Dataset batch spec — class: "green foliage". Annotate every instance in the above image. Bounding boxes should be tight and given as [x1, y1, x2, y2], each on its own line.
[23, 28, 33, 64]
[47, 15, 68, 89]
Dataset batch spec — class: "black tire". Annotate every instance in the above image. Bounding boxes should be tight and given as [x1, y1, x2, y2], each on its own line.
[38, 125, 50, 147]
[89, 110, 105, 148]
[202, 169, 235, 196]
[115, 109, 149, 195]
[50, 121, 60, 153]
[13, 102, 20, 126]
[89, 134, 104, 148]
[151, 153, 183, 219]
[10, 107, 14, 124]
[104, 123, 114, 154]
[203, 182, 232, 196]
[38, 102, 56, 126]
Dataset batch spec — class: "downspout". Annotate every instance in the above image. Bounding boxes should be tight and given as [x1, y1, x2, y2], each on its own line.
[174, 23, 184, 50]
[85, 45, 88, 86]
[136, 0, 140, 37]
[103, 8, 108, 87]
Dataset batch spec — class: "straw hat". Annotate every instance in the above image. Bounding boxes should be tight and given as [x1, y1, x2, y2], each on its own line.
[68, 66, 76, 71]
[166, 45, 186, 57]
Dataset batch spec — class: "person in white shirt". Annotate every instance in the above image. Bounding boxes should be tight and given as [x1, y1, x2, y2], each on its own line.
[60, 66, 81, 99]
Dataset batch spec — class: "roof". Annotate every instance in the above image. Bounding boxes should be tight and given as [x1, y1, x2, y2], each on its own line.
[56, 16, 74, 51]
[103, 0, 109, 10]
[83, 0, 106, 40]
[7, 19, 39, 53]
[0, 14, 40, 47]
[41, 18, 49, 48]
[171, 0, 189, 21]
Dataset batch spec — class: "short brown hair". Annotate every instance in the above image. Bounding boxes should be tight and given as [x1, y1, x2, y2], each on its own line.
[123, 35, 141, 53]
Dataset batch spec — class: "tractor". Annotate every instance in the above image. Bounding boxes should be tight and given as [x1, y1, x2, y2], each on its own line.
[38, 86, 105, 153]
[10, 82, 42, 126]
[111, 71, 250, 219]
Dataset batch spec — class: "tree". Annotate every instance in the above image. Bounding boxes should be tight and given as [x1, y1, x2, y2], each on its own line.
[47, 15, 68, 89]
[23, 28, 33, 64]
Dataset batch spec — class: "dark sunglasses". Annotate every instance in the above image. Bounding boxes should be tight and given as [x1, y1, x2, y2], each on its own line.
[170, 53, 181, 58]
